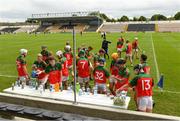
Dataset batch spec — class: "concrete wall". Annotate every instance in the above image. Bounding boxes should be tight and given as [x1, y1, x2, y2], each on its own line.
[0, 93, 179, 120]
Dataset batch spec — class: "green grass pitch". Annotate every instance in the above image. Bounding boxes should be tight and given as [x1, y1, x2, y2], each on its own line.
[0, 32, 180, 116]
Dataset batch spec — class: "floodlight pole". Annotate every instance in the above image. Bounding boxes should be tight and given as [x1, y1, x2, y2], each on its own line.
[72, 26, 77, 104]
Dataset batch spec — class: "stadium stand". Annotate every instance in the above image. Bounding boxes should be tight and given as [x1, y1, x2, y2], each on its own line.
[0, 27, 20, 33]
[158, 23, 180, 32]
[45, 24, 61, 33]
[98, 23, 127, 32]
[36, 25, 50, 32]
[14, 25, 39, 33]
[127, 24, 155, 32]
[86, 25, 99, 32]
[27, 11, 103, 33]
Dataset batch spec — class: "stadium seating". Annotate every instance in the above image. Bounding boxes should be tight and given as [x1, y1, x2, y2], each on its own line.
[127, 24, 155, 32]
[99, 23, 127, 32]
[158, 23, 180, 32]
[45, 25, 62, 33]
[59, 24, 86, 32]
[36, 26, 50, 32]
[85, 25, 99, 32]
[14, 25, 39, 33]
[0, 27, 20, 33]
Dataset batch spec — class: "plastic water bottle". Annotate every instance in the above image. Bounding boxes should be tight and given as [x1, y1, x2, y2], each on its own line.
[35, 82, 38, 90]
[79, 89, 83, 96]
[93, 85, 98, 95]
[50, 84, 54, 92]
[82, 87, 85, 95]
[87, 88, 90, 95]
[39, 84, 43, 94]
[12, 83, 14, 91]
[120, 91, 127, 101]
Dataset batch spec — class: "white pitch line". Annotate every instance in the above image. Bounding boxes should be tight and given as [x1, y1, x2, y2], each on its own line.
[154, 89, 180, 94]
[0, 74, 17, 78]
[150, 33, 160, 81]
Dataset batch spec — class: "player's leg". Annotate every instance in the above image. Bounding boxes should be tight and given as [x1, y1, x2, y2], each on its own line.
[137, 96, 147, 112]
[101, 84, 107, 94]
[135, 49, 139, 59]
[62, 76, 68, 90]
[109, 77, 116, 95]
[129, 54, 133, 66]
[132, 49, 135, 60]
[78, 76, 84, 89]
[106, 48, 109, 59]
[146, 96, 153, 113]
[84, 77, 90, 91]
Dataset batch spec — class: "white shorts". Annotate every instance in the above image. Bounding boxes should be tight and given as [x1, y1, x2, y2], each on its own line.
[95, 83, 107, 92]
[62, 76, 69, 82]
[133, 49, 139, 52]
[126, 53, 132, 57]
[137, 96, 153, 111]
[78, 76, 89, 83]
[117, 48, 123, 52]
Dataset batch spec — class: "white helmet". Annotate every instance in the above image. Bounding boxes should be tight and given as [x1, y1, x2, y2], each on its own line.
[65, 45, 71, 51]
[56, 50, 63, 57]
[20, 49, 28, 55]
[135, 37, 138, 40]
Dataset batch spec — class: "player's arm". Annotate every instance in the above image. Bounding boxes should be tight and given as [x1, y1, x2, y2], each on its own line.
[108, 41, 111, 44]
[122, 45, 127, 52]
[111, 75, 123, 82]
[89, 60, 94, 71]
[116, 76, 138, 93]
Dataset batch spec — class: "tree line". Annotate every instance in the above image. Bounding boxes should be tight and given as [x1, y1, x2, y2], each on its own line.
[89, 12, 180, 22]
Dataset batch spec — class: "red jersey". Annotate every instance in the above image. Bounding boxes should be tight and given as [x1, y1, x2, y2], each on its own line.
[33, 61, 46, 80]
[64, 52, 73, 67]
[126, 43, 132, 54]
[115, 75, 129, 91]
[117, 38, 124, 49]
[16, 55, 27, 77]
[77, 57, 90, 78]
[130, 73, 153, 97]
[132, 40, 138, 49]
[110, 60, 119, 76]
[115, 67, 130, 91]
[93, 66, 110, 84]
[136, 77, 153, 97]
[45, 63, 62, 84]
[62, 60, 69, 76]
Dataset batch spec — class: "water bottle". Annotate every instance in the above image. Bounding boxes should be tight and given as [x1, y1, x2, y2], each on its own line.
[87, 88, 90, 95]
[35, 82, 38, 90]
[82, 87, 85, 95]
[93, 85, 98, 95]
[12, 83, 14, 91]
[78, 88, 83, 96]
[76, 83, 80, 93]
[120, 91, 127, 101]
[50, 84, 54, 92]
[39, 84, 43, 94]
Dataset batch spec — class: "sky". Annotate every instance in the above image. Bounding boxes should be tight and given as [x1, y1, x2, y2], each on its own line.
[0, 0, 180, 22]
